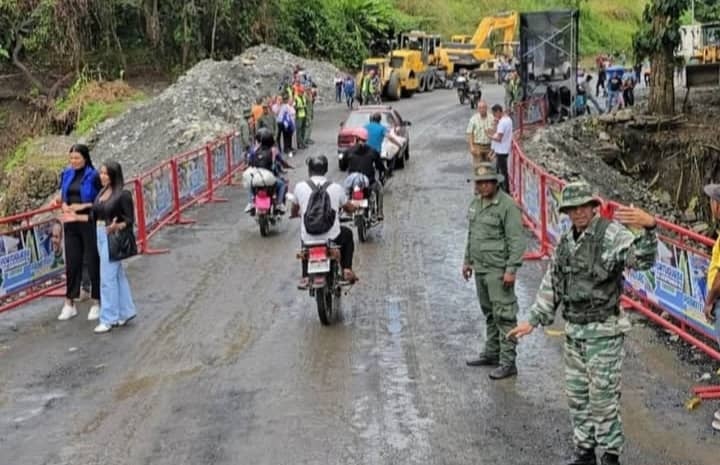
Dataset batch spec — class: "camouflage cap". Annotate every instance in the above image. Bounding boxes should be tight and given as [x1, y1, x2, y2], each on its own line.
[558, 182, 601, 213]
[471, 162, 504, 183]
[703, 183, 720, 201]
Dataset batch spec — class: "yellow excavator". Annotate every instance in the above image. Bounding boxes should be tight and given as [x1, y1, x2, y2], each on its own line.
[439, 11, 519, 75]
[685, 22, 720, 87]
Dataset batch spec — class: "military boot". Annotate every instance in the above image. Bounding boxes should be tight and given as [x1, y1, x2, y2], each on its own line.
[567, 447, 597, 465]
[600, 453, 620, 465]
[466, 354, 499, 367]
[488, 364, 517, 380]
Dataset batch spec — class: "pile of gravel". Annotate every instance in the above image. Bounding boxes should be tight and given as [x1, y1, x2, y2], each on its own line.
[87, 45, 342, 175]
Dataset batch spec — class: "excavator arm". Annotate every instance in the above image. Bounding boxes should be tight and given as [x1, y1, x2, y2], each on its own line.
[469, 11, 518, 47]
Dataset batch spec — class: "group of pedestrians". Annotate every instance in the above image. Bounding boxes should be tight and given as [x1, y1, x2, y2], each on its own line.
[465, 100, 514, 193]
[334, 73, 357, 109]
[54, 144, 137, 334]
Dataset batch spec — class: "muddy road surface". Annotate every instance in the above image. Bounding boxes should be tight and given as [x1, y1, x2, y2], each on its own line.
[1, 85, 719, 465]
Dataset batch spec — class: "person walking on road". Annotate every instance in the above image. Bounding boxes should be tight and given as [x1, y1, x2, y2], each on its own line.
[508, 182, 658, 465]
[344, 75, 356, 109]
[294, 87, 308, 150]
[334, 73, 343, 103]
[466, 100, 494, 165]
[61, 161, 138, 334]
[701, 183, 720, 432]
[57, 144, 101, 321]
[303, 86, 315, 146]
[463, 163, 526, 380]
[487, 104, 513, 193]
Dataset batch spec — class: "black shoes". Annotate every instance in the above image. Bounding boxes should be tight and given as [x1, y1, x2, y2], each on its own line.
[600, 453, 620, 465]
[567, 448, 596, 465]
[488, 365, 517, 380]
[466, 354, 499, 367]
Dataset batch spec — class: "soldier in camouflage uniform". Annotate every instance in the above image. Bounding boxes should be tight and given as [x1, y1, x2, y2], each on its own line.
[463, 163, 526, 380]
[509, 182, 657, 465]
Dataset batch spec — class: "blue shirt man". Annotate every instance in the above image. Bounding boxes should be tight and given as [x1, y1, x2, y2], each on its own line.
[364, 121, 387, 155]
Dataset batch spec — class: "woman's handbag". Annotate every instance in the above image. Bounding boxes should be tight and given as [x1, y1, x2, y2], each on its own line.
[108, 227, 138, 261]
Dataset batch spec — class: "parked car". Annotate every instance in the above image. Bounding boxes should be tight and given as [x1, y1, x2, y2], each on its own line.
[337, 105, 411, 171]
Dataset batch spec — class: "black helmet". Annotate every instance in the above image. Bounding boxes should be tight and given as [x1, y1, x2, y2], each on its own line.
[255, 127, 274, 147]
[306, 155, 328, 176]
[370, 112, 382, 123]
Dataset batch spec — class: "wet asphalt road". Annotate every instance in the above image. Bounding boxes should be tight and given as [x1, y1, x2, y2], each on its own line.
[1, 85, 719, 465]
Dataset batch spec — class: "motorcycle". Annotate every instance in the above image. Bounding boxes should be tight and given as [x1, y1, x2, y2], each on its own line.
[243, 167, 284, 237]
[468, 80, 482, 109]
[349, 184, 381, 243]
[456, 77, 469, 105]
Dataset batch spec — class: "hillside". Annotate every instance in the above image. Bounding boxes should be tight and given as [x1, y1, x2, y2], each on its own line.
[393, 0, 648, 57]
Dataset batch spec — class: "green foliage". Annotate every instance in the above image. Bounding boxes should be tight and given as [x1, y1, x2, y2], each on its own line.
[4, 139, 32, 171]
[634, 0, 690, 61]
[74, 97, 143, 135]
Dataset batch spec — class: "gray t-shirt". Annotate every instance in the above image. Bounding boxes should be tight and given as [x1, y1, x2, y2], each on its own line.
[293, 176, 347, 243]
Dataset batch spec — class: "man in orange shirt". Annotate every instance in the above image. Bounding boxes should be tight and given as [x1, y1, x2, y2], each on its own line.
[251, 97, 264, 127]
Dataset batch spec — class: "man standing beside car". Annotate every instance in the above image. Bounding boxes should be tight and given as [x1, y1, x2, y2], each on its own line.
[364, 112, 402, 176]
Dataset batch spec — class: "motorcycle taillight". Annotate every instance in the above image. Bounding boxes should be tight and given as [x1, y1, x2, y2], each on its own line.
[308, 246, 328, 261]
[352, 188, 364, 200]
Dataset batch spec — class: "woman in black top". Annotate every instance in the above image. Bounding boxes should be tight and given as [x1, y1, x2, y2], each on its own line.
[57, 144, 101, 321]
[62, 161, 137, 334]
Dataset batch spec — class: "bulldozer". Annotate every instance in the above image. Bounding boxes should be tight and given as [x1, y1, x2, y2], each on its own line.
[439, 11, 519, 75]
[684, 22, 720, 87]
[357, 30, 448, 101]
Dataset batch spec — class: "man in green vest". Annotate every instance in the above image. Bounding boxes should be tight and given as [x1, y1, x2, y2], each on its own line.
[303, 86, 315, 146]
[463, 162, 526, 380]
[509, 182, 658, 465]
[361, 71, 372, 105]
[294, 87, 307, 150]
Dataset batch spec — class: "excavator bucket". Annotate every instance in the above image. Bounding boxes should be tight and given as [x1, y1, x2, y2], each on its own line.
[685, 62, 720, 87]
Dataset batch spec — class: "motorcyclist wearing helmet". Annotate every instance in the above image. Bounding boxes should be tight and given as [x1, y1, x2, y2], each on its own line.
[364, 112, 402, 176]
[245, 127, 290, 213]
[290, 155, 358, 289]
[345, 127, 386, 221]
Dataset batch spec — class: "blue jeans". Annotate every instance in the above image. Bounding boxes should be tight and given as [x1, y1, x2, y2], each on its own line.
[607, 90, 620, 110]
[97, 225, 136, 326]
[249, 178, 287, 205]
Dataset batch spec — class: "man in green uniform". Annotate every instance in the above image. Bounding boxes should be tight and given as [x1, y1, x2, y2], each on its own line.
[463, 162, 526, 380]
[256, 101, 278, 144]
[294, 89, 308, 150]
[303, 86, 315, 146]
[509, 182, 657, 465]
[239, 109, 252, 154]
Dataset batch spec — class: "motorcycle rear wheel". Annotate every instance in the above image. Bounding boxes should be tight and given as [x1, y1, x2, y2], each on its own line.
[316, 286, 333, 325]
[356, 215, 367, 243]
[258, 215, 270, 237]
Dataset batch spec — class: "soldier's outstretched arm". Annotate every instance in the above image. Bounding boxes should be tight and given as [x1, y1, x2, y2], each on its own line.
[509, 259, 559, 340]
[612, 205, 658, 270]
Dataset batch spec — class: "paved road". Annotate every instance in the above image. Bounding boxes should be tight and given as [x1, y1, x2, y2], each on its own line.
[1, 85, 719, 465]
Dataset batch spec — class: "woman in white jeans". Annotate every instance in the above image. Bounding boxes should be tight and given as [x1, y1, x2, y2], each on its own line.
[61, 161, 137, 333]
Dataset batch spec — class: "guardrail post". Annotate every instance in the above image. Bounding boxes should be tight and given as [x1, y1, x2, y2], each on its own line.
[133, 179, 169, 255]
[224, 134, 240, 186]
[202, 143, 228, 204]
[169, 158, 196, 226]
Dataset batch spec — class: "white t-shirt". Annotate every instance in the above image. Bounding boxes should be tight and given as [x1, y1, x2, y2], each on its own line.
[293, 176, 347, 244]
[491, 115, 513, 155]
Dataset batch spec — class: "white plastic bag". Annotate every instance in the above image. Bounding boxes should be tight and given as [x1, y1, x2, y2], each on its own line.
[381, 133, 406, 160]
[242, 167, 276, 187]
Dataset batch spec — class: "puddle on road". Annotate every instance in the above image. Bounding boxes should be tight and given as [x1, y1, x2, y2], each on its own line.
[0, 388, 67, 425]
[114, 365, 202, 402]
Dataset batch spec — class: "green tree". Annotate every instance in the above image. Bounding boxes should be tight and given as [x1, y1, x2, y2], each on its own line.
[634, 0, 690, 115]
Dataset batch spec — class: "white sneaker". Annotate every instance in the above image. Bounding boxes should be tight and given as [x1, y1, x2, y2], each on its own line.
[57, 305, 77, 321]
[713, 419, 720, 432]
[714, 409, 720, 422]
[93, 323, 112, 334]
[244, 203, 253, 213]
[87, 304, 100, 321]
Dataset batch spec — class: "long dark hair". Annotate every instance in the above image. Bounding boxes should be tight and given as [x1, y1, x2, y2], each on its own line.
[102, 160, 125, 192]
[69, 144, 94, 169]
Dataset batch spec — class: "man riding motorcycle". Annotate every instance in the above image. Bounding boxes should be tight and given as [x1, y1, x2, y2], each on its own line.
[245, 127, 290, 213]
[345, 127, 387, 221]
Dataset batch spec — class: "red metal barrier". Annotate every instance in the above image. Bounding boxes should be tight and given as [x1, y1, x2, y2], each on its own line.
[511, 106, 720, 359]
[0, 131, 246, 313]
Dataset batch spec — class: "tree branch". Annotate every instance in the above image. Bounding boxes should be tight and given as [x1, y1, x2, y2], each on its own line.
[11, 32, 50, 95]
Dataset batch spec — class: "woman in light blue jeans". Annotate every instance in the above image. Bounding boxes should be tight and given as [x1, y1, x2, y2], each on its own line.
[61, 161, 137, 333]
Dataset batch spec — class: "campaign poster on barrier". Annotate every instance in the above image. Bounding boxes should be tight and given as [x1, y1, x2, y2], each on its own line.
[545, 179, 571, 245]
[521, 165, 541, 225]
[177, 151, 208, 203]
[523, 99, 544, 126]
[625, 238, 718, 339]
[142, 164, 174, 230]
[231, 135, 245, 166]
[0, 220, 65, 297]
[212, 143, 228, 181]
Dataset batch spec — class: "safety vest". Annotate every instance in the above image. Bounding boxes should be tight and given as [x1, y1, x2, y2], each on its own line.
[362, 76, 371, 94]
[552, 217, 622, 325]
[295, 95, 307, 119]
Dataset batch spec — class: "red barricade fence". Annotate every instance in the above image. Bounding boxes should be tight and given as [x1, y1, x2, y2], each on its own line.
[0, 132, 246, 314]
[510, 97, 720, 360]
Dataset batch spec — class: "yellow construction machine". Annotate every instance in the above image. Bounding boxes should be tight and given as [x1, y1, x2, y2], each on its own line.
[440, 11, 519, 75]
[685, 22, 720, 87]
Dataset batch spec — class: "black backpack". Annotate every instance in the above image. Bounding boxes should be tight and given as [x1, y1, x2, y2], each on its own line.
[303, 180, 336, 235]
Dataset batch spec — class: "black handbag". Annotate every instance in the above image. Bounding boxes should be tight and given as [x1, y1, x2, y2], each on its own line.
[108, 227, 138, 261]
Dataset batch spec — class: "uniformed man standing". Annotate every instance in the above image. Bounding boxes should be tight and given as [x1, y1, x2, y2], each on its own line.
[303, 86, 315, 146]
[463, 162, 526, 380]
[509, 182, 657, 465]
[239, 109, 252, 154]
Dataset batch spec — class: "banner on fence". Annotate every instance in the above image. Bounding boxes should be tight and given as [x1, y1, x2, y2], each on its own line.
[545, 177, 571, 245]
[0, 219, 65, 296]
[177, 150, 208, 203]
[212, 142, 229, 181]
[626, 238, 717, 337]
[231, 135, 245, 166]
[141, 164, 174, 231]
[521, 165, 541, 225]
